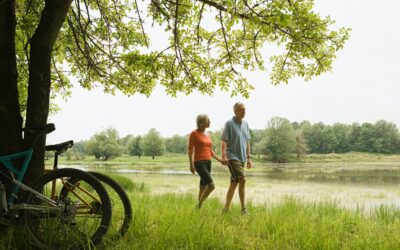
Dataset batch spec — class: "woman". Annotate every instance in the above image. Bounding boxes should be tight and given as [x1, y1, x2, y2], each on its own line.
[188, 114, 223, 209]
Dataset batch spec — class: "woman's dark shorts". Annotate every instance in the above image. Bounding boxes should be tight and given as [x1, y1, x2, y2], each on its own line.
[194, 160, 213, 186]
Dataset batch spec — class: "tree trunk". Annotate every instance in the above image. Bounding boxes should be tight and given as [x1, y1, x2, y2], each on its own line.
[0, 0, 23, 155]
[24, 0, 73, 185]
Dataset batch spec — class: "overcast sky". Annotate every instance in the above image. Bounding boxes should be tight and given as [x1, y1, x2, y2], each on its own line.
[47, 0, 400, 143]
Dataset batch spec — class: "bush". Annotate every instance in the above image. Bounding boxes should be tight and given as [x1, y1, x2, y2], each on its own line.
[108, 174, 148, 192]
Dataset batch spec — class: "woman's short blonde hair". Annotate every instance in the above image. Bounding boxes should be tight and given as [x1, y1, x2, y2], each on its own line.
[196, 114, 209, 129]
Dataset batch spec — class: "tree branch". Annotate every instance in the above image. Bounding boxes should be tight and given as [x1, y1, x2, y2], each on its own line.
[218, 11, 238, 74]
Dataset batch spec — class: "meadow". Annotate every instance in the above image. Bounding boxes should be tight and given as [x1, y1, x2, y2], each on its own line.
[74, 152, 400, 249]
[2, 153, 400, 249]
[111, 190, 400, 249]
[55, 152, 400, 211]
[88, 169, 400, 249]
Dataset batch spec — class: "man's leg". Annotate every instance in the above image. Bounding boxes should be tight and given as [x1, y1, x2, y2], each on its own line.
[223, 182, 238, 212]
[238, 177, 246, 210]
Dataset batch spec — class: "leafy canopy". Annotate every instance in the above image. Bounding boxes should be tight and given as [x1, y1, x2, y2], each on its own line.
[15, 0, 350, 105]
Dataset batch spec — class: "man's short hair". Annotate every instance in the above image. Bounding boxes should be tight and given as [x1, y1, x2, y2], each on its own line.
[233, 102, 245, 112]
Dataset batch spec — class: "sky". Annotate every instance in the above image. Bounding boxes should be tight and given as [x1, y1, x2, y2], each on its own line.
[47, 0, 400, 143]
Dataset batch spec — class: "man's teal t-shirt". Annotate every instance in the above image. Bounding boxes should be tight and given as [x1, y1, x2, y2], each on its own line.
[221, 117, 250, 163]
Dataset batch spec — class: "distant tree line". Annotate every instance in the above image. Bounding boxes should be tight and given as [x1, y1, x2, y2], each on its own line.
[249, 118, 400, 162]
[62, 119, 400, 162]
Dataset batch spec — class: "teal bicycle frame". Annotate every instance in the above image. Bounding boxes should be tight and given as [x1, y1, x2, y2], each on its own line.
[0, 148, 33, 205]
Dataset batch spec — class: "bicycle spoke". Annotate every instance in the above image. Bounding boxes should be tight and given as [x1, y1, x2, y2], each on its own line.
[23, 168, 111, 249]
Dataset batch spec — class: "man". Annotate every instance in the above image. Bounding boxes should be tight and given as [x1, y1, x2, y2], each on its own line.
[221, 102, 252, 214]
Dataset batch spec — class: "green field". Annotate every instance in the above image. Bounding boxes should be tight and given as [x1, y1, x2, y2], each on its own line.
[3, 153, 400, 249]
[120, 191, 400, 250]
[3, 178, 400, 250]
[52, 152, 400, 211]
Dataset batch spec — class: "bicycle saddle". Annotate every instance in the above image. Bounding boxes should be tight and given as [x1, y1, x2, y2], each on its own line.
[45, 140, 74, 155]
[23, 123, 55, 136]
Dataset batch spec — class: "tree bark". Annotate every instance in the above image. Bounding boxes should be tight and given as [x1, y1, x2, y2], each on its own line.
[24, 0, 73, 185]
[0, 0, 23, 154]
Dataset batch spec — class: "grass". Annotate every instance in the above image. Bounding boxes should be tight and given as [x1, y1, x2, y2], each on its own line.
[6, 153, 400, 249]
[101, 191, 400, 249]
[107, 173, 149, 192]
[300, 152, 400, 163]
[2, 177, 400, 249]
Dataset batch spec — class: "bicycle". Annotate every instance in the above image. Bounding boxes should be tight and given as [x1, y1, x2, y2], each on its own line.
[45, 140, 133, 238]
[0, 123, 112, 249]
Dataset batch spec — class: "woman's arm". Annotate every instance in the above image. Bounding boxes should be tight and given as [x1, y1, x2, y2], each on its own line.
[211, 150, 222, 163]
[188, 134, 195, 174]
[188, 151, 195, 174]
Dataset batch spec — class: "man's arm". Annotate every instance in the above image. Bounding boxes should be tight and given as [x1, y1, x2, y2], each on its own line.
[246, 141, 252, 168]
[221, 122, 229, 165]
[221, 140, 228, 165]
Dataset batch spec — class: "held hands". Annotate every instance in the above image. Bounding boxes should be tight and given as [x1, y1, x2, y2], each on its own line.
[221, 155, 228, 166]
[218, 158, 227, 166]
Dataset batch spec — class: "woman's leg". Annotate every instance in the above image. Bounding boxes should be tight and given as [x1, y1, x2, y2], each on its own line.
[199, 183, 215, 207]
[195, 161, 214, 208]
[198, 185, 208, 202]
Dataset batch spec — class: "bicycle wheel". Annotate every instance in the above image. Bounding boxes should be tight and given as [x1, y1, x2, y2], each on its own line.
[62, 171, 132, 238]
[88, 172, 132, 237]
[23, 168, 112, 249]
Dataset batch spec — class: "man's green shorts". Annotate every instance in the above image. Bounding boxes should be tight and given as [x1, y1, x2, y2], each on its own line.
[227, 160, 245, 183]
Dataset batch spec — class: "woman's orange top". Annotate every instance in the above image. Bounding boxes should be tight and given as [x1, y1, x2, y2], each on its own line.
[188, 130, 215, 162]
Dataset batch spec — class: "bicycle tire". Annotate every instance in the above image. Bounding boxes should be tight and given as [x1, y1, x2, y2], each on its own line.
[23, 168, 112, 250]
[62, 171, 132, 238]
[88, 172, 132, 237]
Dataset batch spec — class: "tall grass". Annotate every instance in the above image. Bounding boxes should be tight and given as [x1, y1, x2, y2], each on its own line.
[107, 173, 149, 192]
[2, 177, 400, 249]
[103, 191, 400, 249]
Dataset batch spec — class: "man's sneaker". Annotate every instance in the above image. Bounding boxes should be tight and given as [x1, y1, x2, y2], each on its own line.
[195, 203, 202, 209]
[241, 208, 249, 215]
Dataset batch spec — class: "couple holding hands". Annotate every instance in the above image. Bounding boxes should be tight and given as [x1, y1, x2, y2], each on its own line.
[188, 102, 252, 214]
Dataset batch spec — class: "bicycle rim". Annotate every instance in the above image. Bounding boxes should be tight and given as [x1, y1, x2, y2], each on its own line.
[23, 168, 112, 250]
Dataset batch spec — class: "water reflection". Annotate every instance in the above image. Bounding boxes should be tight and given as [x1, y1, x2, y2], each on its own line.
[82, 165, 400, 185]
[60, 165, 400, 184]
[115, 169, 189, 175]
